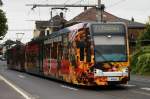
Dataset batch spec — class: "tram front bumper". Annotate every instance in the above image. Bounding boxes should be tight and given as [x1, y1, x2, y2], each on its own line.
[94, 69, 129, 85]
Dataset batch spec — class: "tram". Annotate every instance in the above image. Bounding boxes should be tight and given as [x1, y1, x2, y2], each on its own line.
[7, 44, 25, 71]
[7, 22, 130, 86]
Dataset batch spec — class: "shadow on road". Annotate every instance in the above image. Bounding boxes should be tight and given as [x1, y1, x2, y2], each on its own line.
[58, 81, 129, 92]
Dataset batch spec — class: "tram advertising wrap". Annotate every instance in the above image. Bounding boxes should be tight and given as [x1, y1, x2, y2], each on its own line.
[7, 22, 130, 86]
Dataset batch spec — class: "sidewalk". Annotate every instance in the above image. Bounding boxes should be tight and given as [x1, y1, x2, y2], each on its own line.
[0, 77, 24, 99]
[131, 74, 150, 83]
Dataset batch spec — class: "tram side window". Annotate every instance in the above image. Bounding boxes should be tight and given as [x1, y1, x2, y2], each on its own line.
[62, 34, 69, 60]
[86, 29, 91, 62]
[77, 29, 91, 62]
[51, 43, 55, 59]
[51, 43, 58, 59]
[57, 42, 62, 60]
[45, 45, 50, 59]
[77, 37, 85, 61]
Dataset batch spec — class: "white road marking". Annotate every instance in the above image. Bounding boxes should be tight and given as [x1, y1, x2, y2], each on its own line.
[0, 76, 2, 81]
[18, 75, 25, 79]
[122, 84, 136, 87]
[0, 75, 33, 99]
[131, 90, 150, 96]
[141, 87, 150, 91]
[61, 85, 78, 91]
[30, 95, 40, 99]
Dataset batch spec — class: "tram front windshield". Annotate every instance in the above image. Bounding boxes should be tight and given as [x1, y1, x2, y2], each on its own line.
[91, 24, 127, 62]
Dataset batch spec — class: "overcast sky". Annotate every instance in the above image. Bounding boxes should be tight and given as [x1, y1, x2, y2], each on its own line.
[1, 0, 150, 43]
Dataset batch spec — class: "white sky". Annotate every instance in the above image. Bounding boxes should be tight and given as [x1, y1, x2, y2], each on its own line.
[1, 0, 150, 43]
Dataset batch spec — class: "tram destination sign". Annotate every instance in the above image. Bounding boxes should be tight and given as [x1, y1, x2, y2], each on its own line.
[91, 24, 125, 34]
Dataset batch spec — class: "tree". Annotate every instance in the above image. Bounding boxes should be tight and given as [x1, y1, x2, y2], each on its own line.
[140, 23, 150, 40]
[0, 0, 3, 6]
[136, 23, 150, 48]
[131, 23, 150, 75]
[0, 9, 8, 36]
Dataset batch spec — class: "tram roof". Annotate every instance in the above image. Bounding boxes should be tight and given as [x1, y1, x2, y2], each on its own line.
[44, 22, 87, 39]
[31, 21, 126, 42]
[45, 22, 126, 38]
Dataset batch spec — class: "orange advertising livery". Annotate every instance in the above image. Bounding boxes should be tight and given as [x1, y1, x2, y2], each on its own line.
[7, 22, 130, 86]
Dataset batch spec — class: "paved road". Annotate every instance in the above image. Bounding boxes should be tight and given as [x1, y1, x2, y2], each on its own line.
[0, 61, 24, 99]
[0, 61, 150, 99]
[0, 78, 24, 99]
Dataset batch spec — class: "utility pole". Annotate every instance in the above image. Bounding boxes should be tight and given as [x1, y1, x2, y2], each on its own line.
[97, 0, 105, 22]
[97, 0, 101, 22]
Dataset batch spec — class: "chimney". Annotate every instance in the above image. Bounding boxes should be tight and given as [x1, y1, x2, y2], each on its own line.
[60, 12, 63, 18]
[84, 7, 87, 11]
[131, 17, 134, 22]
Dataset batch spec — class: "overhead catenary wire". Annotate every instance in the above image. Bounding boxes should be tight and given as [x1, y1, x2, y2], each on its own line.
[8, 29, 33, 31]
[64, 0, 72, 4]
[72, 0, 86, 5]
[106, 0, 126, 9]
[26, 0, 98, 21]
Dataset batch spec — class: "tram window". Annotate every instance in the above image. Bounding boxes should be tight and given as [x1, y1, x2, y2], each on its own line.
[86, 31, 91, 62]
[86, 46, 91, 62]
[76, 29, 92, 62]
[62, 34, 69, 60]
[77, 37, 86, 61]
[57, 42, 62, 59]
[46, 30, 49, 35]
[44, 45, 50, 59]
[51, 45, 54, 59]
[51, 43, 57, 59]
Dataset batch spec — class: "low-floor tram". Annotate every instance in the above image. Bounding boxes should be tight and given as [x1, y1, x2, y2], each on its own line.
[7, 22, 130, 86]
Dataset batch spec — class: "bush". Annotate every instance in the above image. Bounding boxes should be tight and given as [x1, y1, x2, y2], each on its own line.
[131, 46, 150, 75]
[131, 23, 150, 75]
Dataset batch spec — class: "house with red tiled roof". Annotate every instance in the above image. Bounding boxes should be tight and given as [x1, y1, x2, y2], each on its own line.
[34, 14, 67, 38]
[33, 8, 145, 53]
[69, 7, 146, 53]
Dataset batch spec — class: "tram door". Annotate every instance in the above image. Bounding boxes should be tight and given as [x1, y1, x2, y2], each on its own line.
[76, 29, 92, 63]
[39, 43, 44, 73]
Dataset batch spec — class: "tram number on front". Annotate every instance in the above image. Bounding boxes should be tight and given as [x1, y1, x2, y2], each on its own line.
[107, 77, 119, 81]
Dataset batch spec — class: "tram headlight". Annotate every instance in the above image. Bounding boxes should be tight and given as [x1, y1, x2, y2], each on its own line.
[122, 67, 128, 72]
[122, 67, 129, 76]
[94, 69, 103, 76]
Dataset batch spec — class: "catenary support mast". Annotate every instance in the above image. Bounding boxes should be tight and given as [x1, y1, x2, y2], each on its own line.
[26, 0, 104, 22]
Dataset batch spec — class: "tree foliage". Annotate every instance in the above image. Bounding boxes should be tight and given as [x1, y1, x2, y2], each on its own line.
[131, 46, 150, 75]
[131, 23, 150, 75]
[0, 9, 8, 36]
[136, 23, 150, 49]
[140, 23, 150, 40]
[0, 0, 3, 6]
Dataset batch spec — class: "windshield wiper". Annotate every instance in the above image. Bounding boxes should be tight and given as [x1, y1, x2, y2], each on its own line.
[95, 48, 113, 67]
